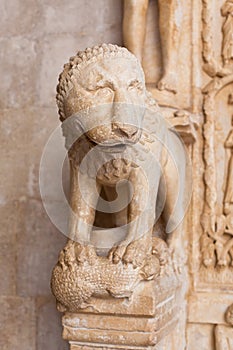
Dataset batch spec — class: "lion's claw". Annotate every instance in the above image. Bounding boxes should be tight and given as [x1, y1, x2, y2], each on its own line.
[109, 242, 128, 264]
[109, 235, 151, 268]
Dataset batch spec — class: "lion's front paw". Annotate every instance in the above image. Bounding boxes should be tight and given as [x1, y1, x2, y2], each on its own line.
[108, 234, 151, 268]
[108, 241, 128, 265]
[75, 243, 97, 265]
[123, 238, 150, 268]
[60, 241, 76, 269]
[56, 301, 67, 312]
[152, 237, 169, 266]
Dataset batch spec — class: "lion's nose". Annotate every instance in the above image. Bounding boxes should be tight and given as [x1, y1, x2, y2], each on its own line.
[113, 89, 129, 104]
[112, 123, 138, 138]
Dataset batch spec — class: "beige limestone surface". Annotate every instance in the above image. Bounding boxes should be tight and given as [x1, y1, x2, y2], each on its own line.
[51, 0, 233, 348]
[0, 1, 122, 349]
[2, 0, 233, 349]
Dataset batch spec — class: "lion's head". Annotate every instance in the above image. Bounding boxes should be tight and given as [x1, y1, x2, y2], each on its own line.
[56, 44, 155, 150]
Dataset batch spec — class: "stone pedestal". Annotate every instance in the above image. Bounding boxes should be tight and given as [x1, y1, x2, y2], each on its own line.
[62, 276, 185, 349]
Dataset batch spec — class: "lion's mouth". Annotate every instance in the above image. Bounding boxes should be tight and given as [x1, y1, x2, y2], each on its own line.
[87, 128, 142, 152]
[99, 145, 127, 153]
[88, 139, 127, 153]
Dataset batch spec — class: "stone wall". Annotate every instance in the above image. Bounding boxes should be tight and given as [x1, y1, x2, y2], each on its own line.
[0, 1, 122, 349]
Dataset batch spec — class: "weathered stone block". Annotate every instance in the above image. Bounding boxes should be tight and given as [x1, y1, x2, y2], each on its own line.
[188, 292, 233, 324]
[38, 35, 83, 107]
[0, 38, 38, 109]
[0, 108, 60, 201]
[42, 0, 122, 38]
[16, 198, 67, 296]
[0, 239, 16, 295]
[37, 297, 69, 350]
[0, 200, 19, 295]
[0, 296, 36, 350]
[186, 323, 215, 350]
[70, 344, 142, 350]
[62, 276, 183, 349]
[0, 0, 43, 36]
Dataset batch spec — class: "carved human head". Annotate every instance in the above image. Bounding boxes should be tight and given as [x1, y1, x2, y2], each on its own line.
[226, 304, 233, 326]
[56, 44, 147, 148]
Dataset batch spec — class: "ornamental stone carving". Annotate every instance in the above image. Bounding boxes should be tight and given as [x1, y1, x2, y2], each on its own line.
[46, 1, 233, 349]
[123, 0, 182, 93]
[51, 43, 191, 349]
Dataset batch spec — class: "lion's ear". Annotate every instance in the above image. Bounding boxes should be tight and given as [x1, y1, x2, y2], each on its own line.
[63, 89, 77, 119]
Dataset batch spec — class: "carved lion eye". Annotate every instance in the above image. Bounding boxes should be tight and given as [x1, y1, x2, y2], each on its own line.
[96, 86, 113, 96]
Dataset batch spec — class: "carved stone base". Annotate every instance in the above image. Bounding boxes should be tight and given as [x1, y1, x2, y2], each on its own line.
[70, 345, 141, 350]
[62, 276, 186, 350]
[69, 344, 151, 349]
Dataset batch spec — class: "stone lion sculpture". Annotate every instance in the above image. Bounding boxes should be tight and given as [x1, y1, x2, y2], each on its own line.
[51, 44, 188, 311]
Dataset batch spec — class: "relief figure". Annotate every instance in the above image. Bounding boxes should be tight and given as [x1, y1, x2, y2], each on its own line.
[123, 0, 182, 93]
[221, 0, 233, 67]
[51, 44, 189, 312]
[224, 115, 233, 215]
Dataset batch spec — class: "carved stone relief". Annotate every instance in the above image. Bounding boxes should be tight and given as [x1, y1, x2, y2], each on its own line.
[215, 304, 233, 350]
[47, 1, 233, 349]
[123, 0, 182, 94]
[201, 0, 233, 77]
[201, 77, 233, 272]
[200, 0, 233, 285]
[221, 0, 233, 68]
[122, 0, 193, 109]
[50, 43, 194, 349]
[185, 2, 233, 349]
